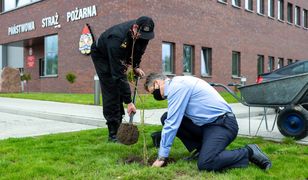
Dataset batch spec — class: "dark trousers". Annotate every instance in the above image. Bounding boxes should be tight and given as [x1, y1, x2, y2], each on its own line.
[91, 49, 124, 137]
[161, 112, 249, 171]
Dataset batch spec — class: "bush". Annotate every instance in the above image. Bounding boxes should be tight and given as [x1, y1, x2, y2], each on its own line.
[66, 72, 76, 84]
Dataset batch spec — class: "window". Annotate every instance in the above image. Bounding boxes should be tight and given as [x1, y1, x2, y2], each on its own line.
[268, 56, 275, 72]
[44, 35, 58, 76]
[304, 9, 308, 28]
[232, 51, 241, 77]
[232, 0, 241, 7]
[183, 45, 194, 74]
[257, 0, 265, 14]
[277, 58, 284, 69]
[245, 0, 253, 11]
[287, 59, 293, 65]
[162, 42, 174, 74]
[201, 47, 212, 77]
[2, 0, 40, 12]
[278, 0, 284, 20]
[257, 55, 264, 75]
[268, 0, 275, 17]
[218, 0, 227, 3]
[295, 6, 301, 26]
[287, 3, 293, 23]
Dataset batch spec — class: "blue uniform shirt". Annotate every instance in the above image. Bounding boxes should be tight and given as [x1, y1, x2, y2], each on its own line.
[159, 76, 233, 158]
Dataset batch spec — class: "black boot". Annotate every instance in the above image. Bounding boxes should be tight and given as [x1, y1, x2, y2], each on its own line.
[246, 144, 272, 170]
[107, 123, 118, 142]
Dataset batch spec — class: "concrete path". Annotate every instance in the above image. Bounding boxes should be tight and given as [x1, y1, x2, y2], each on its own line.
[1, 97, 307, 145]
[0, 111, 97, 140]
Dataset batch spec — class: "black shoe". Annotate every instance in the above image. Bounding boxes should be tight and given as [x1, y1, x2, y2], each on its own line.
[108, 135, 118, 143]
[246, 144, 272, 170]
[183, 150, 200, 161]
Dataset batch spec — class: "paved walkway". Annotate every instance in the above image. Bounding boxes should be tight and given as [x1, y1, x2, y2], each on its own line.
[0, 97, 307, 144]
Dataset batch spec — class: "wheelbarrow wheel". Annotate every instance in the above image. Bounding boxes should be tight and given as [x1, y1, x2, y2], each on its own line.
[277, 105, 308, 140]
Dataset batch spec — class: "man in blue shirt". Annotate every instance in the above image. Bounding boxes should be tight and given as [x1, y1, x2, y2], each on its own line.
[144, 73, 272, 171]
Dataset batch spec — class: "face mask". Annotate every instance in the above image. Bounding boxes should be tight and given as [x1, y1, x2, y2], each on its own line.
[152, 87, 165, 101]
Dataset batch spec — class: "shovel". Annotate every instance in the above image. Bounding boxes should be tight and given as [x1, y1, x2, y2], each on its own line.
[116, 76, 140, 145]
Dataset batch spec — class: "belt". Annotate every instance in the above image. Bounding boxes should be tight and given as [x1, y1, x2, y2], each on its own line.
[219, 112, 235, 119]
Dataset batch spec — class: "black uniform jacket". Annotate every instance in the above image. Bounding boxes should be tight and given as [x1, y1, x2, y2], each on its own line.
[91, 20, 149, 104]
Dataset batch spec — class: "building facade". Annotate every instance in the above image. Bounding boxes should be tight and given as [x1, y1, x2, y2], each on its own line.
[0, 0, 308, 93]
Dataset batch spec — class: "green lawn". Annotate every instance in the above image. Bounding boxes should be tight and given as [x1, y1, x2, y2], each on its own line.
[0, 92, 239, 109]
[0, 126, 307, 179]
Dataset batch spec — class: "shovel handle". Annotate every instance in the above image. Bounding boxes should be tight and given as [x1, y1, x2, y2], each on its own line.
[129, 76, 139, 124]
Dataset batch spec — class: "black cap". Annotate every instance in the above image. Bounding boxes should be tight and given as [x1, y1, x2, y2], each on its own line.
[136, 16, 155, 40]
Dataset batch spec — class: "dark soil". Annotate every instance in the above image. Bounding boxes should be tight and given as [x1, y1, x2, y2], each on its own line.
[116, 123, 139, 145]
[121, 155, 176, 167]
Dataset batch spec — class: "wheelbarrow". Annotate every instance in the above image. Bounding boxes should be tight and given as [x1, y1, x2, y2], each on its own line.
[210, 72, 308, 140]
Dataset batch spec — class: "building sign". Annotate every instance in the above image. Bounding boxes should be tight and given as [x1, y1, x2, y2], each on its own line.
[8, 21, 35, 36]
[79, 24, 94, 55]
[26, 55, 35, 68]
[42, 12, 59, 28]
[67, 5, 97, 22]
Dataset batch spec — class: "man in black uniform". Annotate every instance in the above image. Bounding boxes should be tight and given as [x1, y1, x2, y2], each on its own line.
[91, 16, 155, 142]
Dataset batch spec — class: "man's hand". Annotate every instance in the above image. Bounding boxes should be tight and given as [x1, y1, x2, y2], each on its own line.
[127, 102, 136, 116]
[133, 68, 145, 77]
[152, 159, 165, 167]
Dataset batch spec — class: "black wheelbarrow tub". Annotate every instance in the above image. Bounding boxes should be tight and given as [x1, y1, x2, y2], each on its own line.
[238, 73, 308, 106]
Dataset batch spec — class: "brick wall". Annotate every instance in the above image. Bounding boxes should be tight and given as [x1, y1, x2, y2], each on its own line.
[0, 0, 308, 93]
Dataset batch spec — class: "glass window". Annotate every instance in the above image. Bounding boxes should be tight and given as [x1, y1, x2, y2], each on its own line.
[304, 9, 308, 28]
[218, 0, 227, 3]
[257, 55, 264, 75]
[2, 0, 40, 12]
[278, 0, 284, 20]
[183, 45, 194, 74]
[287, 3, 293, 23]
[44, 35, 58, 76]
[295, 6, 301, 26]
[277, 58, 284, 69]
[268, 56, 275, 72]
[268, 0, 275, 17]
[201, 47, 212, 76]
[245, 0, 253, 11]
[162, 42, 174, 74]
[232, 51, 241, 77]
[232, 0, 241, 7]
[257, 0, 264, 14]
[287, 59, 293, 65]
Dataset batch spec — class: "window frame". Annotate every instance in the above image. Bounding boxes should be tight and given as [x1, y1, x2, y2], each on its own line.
[287, 3, 293, 23]
[257, 0, 265, 15]
[217, 0, 227, 4]
[268, 0, 275, 18]
[245, 0, 253, 11]
[232, 51, 241, 78]
[43, 34, 58, 77]
[162, 42, 175, 75]
[257, 55, 264, 75]
[278, 0, 284, 21]
[277, 58, 284, 69]
[268, 56, 275, 72]
[303, 9, 308, 28]
[1, 0, 41, 13]
[183, 44, 194, 75]
[201, 47, 212, 77]
[232, 0, 241, 8]
[295, 6, 301, 26]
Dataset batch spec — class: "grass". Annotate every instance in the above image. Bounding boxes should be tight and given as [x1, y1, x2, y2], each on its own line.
[0, 92, 239, 109]
[0, 126, 307, 179]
